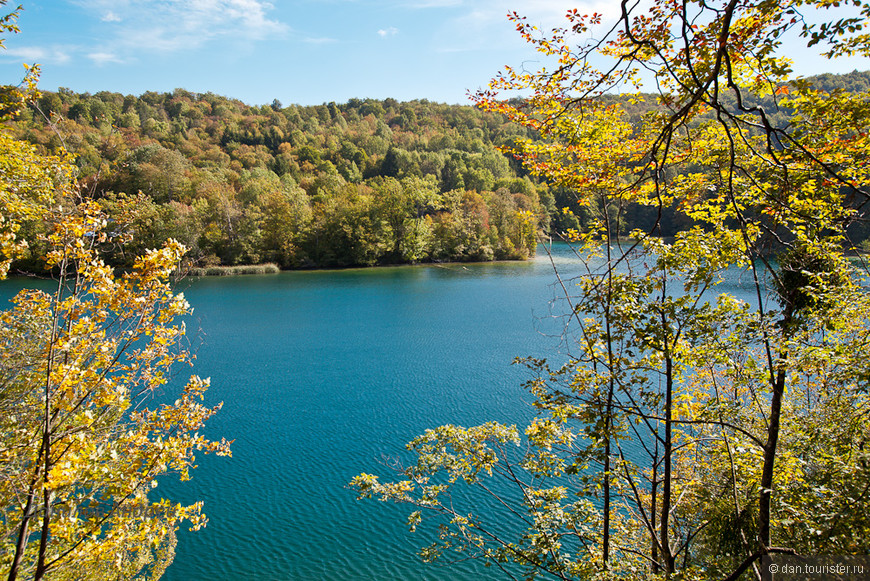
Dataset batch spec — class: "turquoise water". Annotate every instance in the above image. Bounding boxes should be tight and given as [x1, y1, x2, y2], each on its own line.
[0, 245, 765, 580]
[150, 246, 587, 580]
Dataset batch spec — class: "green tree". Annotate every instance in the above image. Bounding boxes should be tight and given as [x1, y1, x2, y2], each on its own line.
[119, 144, 191, 203]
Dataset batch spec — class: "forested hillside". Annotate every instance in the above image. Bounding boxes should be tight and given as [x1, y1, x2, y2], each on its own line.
[7, 70, 870, 271]
[9, 92, 550, 270]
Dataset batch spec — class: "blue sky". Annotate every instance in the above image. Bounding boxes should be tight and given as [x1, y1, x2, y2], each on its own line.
[1, 0, 869, 107]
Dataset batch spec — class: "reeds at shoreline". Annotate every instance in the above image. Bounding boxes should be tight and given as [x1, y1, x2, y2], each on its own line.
[182, 263, 281, 277]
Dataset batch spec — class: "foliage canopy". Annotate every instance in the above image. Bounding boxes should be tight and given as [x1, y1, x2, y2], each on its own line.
[353, 0, 870, 579]
[12, 69, 870, 272]
[12, 89, 549, 270]
[0, 5, 230, 579]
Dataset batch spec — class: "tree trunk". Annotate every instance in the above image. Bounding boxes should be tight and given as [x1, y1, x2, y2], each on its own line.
[759, 364, 786, 550]
[660, 351, 674, 574]
[7, 467, 40, 581]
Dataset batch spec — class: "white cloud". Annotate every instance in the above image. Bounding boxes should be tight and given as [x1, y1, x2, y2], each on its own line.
[3, 46, 47, 61]
[0, 0, 290, 72]
[88, 51, 124, 65]
[72, 0, 289, 58]
[377, 27, 399, 37]
[3, 46, 72, 65]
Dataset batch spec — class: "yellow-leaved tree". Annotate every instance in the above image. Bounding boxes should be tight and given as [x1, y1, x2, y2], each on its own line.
[354, 0, 870, 579]
[0, 4, 231, 580]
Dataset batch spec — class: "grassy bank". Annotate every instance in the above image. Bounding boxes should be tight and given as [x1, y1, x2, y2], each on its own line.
[182, 263, 281, 277]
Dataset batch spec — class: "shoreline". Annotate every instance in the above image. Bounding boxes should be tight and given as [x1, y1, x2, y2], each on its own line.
[175, 254, 539, 277]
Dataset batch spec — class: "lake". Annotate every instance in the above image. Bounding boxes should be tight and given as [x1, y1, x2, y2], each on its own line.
[0, 243, 766, 580]
[155, 244, 584, 580]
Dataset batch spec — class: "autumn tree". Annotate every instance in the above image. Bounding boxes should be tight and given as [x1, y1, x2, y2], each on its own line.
[1, 205, 232, 581]
[354, 0, 870, 578]
[0, 6, 230, 579]
[11, 78, 555, 269]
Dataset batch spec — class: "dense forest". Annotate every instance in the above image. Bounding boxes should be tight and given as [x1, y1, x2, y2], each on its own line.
[7, 70, 870, 271]
[8, 92, 552, 270]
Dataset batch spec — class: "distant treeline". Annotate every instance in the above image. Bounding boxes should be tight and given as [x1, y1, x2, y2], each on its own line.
[8, 70, 870, 270]
[10, 92, 553, 269]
